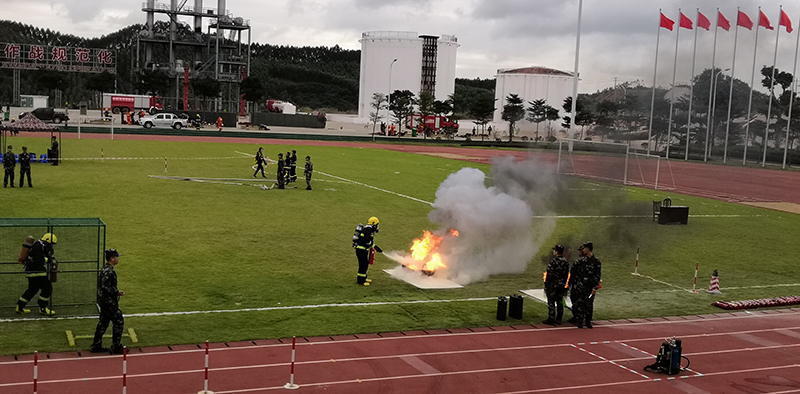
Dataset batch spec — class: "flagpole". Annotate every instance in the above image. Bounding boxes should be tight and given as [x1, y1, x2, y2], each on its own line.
[724, 9, 741, 164]
[763, 7, 781, 168]
[744, 6, 762, 166]
[648, 9, 664, 155]
[667, 9, 682, 159]
[784, 14, 800, 169]
[568, 0, 583, 152]
[705, 9, 720, 162]
[685, 9, 700, 161]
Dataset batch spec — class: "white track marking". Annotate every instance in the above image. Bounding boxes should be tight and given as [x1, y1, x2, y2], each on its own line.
[317, 171, 434, 206]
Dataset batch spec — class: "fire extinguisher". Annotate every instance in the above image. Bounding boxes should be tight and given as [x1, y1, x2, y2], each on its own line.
[369, 248, 375, 265]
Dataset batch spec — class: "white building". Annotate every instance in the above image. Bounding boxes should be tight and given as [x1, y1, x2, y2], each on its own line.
[493, 66, 573, 132]
[357, 31, 459, 122]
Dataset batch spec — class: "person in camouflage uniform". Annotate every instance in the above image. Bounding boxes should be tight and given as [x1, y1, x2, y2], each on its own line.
[253, 147, 268, 179]
[18, 146, 32, 187]
[572, 242, 602, 329]
[543, 244, 570, 325]
[91, 249, 125, 354]
[276, 153, 286, 189]
[304, 155, 313, 190]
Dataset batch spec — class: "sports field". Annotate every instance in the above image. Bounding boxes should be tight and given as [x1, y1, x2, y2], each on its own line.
[1, 133, 799, 357]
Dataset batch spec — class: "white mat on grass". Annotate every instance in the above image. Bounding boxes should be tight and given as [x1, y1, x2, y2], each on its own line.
[520, 289, 573, 309]
[383, 267, 463, 289]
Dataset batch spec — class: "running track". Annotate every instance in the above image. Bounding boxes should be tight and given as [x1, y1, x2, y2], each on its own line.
[1, 310, 800, 393]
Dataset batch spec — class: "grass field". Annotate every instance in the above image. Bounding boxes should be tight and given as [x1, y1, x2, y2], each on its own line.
[1, 136, 799, 356]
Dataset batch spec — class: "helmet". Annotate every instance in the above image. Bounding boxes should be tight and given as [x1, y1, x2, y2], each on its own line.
[42, 233, 57, 244]
[552, 244, 565, 254]
[368, 217, 380, 226]
[105, 249, 120, 261]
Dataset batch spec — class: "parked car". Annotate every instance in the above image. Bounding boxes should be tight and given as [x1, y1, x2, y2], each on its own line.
[139, 113, 189, 129]
[19, 108, 70, 123]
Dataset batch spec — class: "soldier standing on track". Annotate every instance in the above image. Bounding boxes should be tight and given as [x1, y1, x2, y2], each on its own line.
[50, 137, 59, 166]
[542, 244, 570, 326]
[276, 153, 286, 189]
[18, 146, 32, 187]
[253, 147, 268, 179]
[353, 217, 382, 286]
[572, 242, 601, 329]
[91, 249, 125, 354]
[17, 233, 58, 315]
[304, 155, 313, 190]
[3, 145, 15, 188]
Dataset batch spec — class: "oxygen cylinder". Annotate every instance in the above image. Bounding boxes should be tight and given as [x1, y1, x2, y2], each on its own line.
[18, 236, 35, 265]
[352, 224, 363, 245]
[669, 339, 682, 375]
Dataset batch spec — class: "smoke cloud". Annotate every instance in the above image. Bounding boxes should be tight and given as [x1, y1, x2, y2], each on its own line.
[396, 156, 561, 285]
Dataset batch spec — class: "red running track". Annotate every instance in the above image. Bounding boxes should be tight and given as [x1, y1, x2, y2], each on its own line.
[1, 310, 800, 394]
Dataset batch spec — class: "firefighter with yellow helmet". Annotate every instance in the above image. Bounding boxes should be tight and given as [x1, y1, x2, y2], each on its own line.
[353, 216, 383, 286]
[16, 233, 58, 315]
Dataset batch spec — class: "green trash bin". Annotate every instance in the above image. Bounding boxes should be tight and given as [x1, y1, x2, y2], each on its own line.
[3, 111, 8, 121]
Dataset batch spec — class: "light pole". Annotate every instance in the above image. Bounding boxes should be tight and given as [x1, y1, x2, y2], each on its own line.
[705, 68, 730, 162]
[385, 58, 397, 141]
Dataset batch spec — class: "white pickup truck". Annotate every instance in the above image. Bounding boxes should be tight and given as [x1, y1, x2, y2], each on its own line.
[140, 113, 189, 129]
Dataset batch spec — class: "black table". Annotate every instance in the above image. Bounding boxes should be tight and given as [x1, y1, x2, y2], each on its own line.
[658, 206, 689, 225]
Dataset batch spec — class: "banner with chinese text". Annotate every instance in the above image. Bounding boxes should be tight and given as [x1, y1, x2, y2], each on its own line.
[1, 42, 115, 74]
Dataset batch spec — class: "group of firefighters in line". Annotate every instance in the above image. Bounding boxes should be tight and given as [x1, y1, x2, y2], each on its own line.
[253, 148, 313, 190]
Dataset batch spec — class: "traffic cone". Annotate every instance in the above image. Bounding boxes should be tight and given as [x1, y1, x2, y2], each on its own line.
[707, 270, 721, 294]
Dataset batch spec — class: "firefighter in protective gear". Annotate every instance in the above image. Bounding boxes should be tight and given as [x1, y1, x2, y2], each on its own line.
[354, 217, 382, 285]
[276, 153, 286, 189]
[91, 249, 125, 354]
[216, 116, 224, 132]
[543, 244, 570, 326]
[571, 242, 601, 329]
[17, 233, 58, 315]
[253, 147, 268, 178]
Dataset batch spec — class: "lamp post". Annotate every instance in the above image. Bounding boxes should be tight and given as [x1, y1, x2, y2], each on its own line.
[706, 68, 730, 162]
[383, 58, 397, 141]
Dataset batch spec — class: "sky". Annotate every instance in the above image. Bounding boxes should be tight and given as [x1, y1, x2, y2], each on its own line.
[3, 0, 800, 93]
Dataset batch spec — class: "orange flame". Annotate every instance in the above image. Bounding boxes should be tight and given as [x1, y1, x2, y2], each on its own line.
[406, 229, 459, 274]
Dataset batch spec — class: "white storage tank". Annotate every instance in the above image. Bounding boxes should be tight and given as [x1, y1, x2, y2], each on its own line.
[358, 31, 459, 122]
[493, 66, 573, 132]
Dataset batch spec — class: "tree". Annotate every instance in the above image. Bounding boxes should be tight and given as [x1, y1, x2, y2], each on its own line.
[527, 99, 559, 141]
[85, 72, 116, 108]
[468, 90, 496, 141]
[433, 98, 457, 139]
[417, 90, 435, 139]
[501, 94, 525, 142]
[240, 76, 266, 112]
[191, 76, 222, 111]
[594, 100, 621, 141]
[389, 90, 415, 137]
[369, 92, 387, 138]
[135, 69, 170, 97]
[561, 96, 595, 139]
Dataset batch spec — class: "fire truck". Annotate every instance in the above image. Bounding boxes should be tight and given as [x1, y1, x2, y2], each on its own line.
[102, 93, 163, 114]
[407, 114, 459, 132]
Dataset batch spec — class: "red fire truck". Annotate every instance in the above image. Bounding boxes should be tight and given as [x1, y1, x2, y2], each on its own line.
[102, 93, 163, 114]
[407, 114, 459, 132]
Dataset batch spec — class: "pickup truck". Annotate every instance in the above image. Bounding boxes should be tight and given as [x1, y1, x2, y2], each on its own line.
[19, 108, 70, 123]
[139, 113, 189, 129]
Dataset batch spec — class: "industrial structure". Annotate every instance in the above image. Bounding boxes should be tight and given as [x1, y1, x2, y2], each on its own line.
[357, 31, 459, 122]
[138, 0, 251, 111]
[493, 66, 573, 132]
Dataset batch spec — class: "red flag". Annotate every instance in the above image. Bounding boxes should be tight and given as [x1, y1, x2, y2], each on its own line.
[759, 10, 774, 30]
[698, 12, 711, 30]
[780, 9, 793, 33]
[680, 12, 694, 29]
[660, 13, 675, 31]
[718, 11, 731, 31]
[738, 10, 754, 30]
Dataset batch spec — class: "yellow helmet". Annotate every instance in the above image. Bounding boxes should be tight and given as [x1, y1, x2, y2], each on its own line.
[368, 217, 380, 226]
[42, 233, 57, 244]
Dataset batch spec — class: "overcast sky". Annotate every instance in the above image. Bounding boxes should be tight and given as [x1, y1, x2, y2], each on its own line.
[3, 0, 800, 93]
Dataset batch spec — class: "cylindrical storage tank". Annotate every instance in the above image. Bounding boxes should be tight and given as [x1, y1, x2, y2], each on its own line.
[493, 67, 573, 131]
[435, 35, 459, 104]
[358, 31, 423, 120]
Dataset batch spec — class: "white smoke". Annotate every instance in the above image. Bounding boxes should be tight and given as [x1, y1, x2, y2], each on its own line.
[393, 156, 560, 286]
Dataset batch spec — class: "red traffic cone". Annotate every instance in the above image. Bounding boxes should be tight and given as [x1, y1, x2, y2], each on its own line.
[707, 270, 721, 295]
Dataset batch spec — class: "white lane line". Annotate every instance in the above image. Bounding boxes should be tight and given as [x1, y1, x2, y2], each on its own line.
[0, 297, 495, 323]
[400, 355, 442, 374]
[317, 171, 434, 206]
